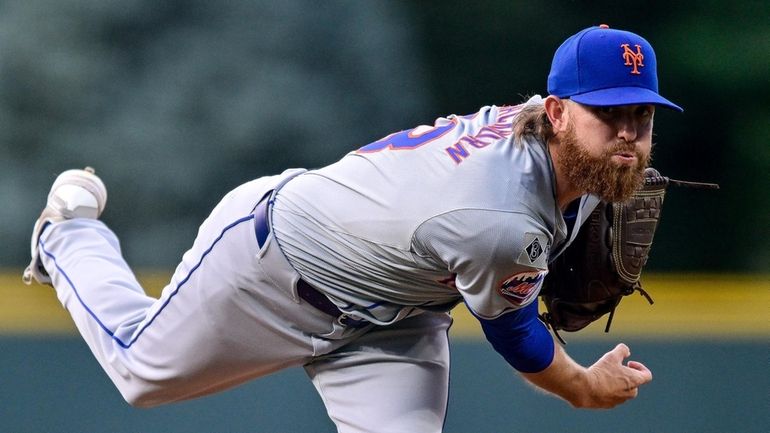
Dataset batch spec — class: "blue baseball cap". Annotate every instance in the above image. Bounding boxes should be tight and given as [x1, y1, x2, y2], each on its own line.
[547, 25, 682, 112]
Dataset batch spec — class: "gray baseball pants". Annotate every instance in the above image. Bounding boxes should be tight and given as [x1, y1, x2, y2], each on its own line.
[38, 169, 452, 433]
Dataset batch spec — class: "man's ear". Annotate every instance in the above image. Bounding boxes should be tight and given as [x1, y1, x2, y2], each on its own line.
[544, 95, 569, 133]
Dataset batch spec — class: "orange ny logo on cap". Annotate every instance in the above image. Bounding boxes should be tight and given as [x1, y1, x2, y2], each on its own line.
[621, 43, 644, 75]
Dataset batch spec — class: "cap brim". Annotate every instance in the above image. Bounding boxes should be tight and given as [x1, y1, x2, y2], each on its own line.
[570, 87, 683, 112]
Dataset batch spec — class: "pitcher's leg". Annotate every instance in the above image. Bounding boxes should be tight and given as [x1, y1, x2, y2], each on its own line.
[37, 174, 330, 407]
[304, 312, 452, 433]
[40, 215, 323, 406]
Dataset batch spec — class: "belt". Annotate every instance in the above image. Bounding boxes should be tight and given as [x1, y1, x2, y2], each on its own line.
[253, 195, 367, 328]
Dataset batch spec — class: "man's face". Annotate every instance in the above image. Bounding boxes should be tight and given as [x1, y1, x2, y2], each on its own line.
[557, 101, 654, 202]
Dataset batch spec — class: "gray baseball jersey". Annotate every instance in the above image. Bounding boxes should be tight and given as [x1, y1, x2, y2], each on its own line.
[273, 97, 600, 324]
[36, 96, 598, 432]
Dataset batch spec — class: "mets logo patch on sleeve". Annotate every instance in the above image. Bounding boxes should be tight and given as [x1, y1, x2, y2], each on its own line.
[516, 233, 550, 269]
[498, 270, 547, 307]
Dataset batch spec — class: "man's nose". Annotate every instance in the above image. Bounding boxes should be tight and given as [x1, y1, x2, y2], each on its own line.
[616, 117, 638, 142]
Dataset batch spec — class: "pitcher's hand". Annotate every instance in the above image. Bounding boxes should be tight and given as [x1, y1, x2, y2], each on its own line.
[579, 343, 653, 409]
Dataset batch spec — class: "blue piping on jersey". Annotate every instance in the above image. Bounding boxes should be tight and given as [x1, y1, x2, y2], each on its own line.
[39, 214, 256, 349]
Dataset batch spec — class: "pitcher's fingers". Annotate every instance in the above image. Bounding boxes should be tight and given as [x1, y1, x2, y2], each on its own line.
[615, 343, 631, 358]
[627, 361, 653, 383]
[627, 360, 650, 373]
[623, 385, 640, 398]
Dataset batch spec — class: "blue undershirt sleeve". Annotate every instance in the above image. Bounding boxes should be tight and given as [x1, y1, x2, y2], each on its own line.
[474, 302, 555, 373]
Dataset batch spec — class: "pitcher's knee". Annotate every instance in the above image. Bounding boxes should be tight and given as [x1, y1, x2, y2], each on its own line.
[116, 375, 188, 408]
[120, 381, 171, 408]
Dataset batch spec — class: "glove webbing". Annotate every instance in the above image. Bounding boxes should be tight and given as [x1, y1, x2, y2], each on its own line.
[645, 174, 720, 190]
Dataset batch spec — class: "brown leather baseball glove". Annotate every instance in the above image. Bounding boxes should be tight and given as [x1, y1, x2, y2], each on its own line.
[539, 167, 718, 343]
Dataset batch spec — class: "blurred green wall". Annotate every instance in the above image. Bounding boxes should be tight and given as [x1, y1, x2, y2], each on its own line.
[1, 0, 767, 271]
[2, 337, 767, 433]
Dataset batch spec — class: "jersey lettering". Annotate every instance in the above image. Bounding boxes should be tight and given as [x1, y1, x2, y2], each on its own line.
[498, 270, 546, 307]
[444, 105, 521, 164]
[445, 143, 470, 163]
[356, 105, 523, 166]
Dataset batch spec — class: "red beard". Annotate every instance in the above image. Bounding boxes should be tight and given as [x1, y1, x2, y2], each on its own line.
[556, 125, 650, 203]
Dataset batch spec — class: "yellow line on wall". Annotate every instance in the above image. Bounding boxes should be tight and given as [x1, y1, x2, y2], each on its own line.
[1, 271, 768, 339]
[0, 270, 170, 335]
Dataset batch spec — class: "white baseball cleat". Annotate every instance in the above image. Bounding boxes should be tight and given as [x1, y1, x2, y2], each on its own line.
[22, 167, 108, 286]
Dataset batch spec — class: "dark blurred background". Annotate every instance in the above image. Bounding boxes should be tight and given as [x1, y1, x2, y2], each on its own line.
[1, 0, 768, 272]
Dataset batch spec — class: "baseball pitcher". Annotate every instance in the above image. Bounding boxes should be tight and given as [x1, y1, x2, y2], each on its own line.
[24, 25, 690, 432]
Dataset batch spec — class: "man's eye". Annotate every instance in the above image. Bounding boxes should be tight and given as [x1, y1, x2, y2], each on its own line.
[595, 106, 615, 117]
[636, 106, 654, 117]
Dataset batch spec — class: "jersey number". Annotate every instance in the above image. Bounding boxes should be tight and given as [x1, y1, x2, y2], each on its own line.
[357, 121, 456, 153]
